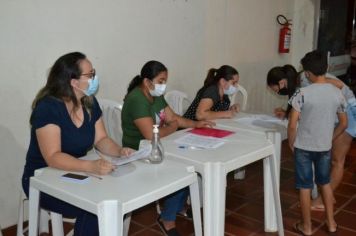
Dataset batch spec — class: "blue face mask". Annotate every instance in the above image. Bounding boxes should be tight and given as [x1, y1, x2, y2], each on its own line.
[83, 75, 99, 96]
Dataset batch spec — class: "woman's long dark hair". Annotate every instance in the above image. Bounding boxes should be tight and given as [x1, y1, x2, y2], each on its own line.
[30, 52, 93, 124]
[266, 64, 299, 98]
[267, 64, 301, 118]
[198, 65, 238, 94]
[125, 60, 167, 99]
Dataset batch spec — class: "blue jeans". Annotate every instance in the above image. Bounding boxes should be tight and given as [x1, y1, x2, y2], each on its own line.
[22, 169, 99, 236]
[294, 148, 331, 189]
[160, 188, 189, 221]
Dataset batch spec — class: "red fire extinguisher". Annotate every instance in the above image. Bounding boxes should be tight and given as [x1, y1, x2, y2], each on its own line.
[277, 15, 292, 53]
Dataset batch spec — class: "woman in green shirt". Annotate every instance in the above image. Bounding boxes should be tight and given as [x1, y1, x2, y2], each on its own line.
[121, 60, 213, 236]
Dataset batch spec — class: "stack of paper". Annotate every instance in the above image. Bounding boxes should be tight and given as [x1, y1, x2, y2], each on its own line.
[95, 145, 152, 166]
[175, 133, 225, 149]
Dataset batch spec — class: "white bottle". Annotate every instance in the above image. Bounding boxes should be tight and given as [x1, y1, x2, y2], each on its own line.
[149, 125, 164, 164]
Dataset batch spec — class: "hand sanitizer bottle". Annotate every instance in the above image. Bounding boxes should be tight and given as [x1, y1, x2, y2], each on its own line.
[149, 125, 164, 164]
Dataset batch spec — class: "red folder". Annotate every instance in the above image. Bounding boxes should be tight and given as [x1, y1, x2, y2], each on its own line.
[188, 127, 235, 138]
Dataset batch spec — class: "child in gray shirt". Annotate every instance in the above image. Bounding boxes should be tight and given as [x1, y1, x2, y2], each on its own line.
[288, 51, 347, 235]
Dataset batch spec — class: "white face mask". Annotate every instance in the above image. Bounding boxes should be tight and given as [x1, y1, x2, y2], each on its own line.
[223, 85, 238, 95]
[149, 84, 166, 97]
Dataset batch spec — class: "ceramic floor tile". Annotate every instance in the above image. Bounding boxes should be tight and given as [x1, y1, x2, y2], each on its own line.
[313, 225, 356, 236]
[233, 202, 265, 222]
[131, 228, 164, 236]
[225, 213, 263, 235]
[280, 178, 298, 197]
[176, 217, 195, 235]
[279, 192, 299, 210]
[334, 210, 356, 230]
[225, 192, 250, 211]
[334, 183, 356, 197]
[342, 196, 356, 213]
[280, 168, 295, 183]
[128, 221, 145, 235]
[333, 193, 352, 209]
[131, 203, 159, 226]
[280, 160, 295, 171]
[341, 171, 356, 185]
[252, 229, 298, 236]
[229, 182, 263, 198]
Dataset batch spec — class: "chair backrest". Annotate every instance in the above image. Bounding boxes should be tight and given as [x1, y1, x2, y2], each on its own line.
[230, 84, 248, 111]
[97, 98, 123, 145]
[164, 90, 191, 115]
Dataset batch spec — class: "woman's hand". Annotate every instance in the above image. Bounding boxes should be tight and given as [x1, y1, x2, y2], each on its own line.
[229, 103, 240, 113]
[120, 147, 135, 157]
[166, 119, 179, 131]
[225, 110, 237, 118]
[326, 78, 344, 89]
[274, 107, 286, 119]
[91, 158, 115, 175]
[195, 120, 216, 128]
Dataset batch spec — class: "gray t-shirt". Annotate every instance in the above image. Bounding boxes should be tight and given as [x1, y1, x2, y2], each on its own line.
[300, 72, 355, 103]
[289, 83, 347, 151]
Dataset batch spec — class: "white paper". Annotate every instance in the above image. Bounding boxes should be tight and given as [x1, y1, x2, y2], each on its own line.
[95, 145, 152, 166]
[235, 114, 288, 127]
[174, 133, 225, 149]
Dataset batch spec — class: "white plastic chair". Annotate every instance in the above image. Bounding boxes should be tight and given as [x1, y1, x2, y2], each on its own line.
[97, 98, 132, 235]
[230, 84, 248, 179]
[164, 90, 191, 115]
[230, 84, 248, 111]
[97, 98, 123, 145]
[17, 190, 74, 236]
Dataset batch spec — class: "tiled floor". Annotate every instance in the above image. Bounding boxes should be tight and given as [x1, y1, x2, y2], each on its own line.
[4, 140, 356, 236]
[127, 140, 356, 236]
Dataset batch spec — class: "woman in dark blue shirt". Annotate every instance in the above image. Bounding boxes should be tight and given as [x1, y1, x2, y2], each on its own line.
[22, 52, 132, 236]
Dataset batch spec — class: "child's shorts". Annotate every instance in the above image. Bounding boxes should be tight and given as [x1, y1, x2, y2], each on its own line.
[294, 148, 331, 189]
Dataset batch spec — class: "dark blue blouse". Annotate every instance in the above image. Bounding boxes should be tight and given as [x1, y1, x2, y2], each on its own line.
[23, 96, 102, 177]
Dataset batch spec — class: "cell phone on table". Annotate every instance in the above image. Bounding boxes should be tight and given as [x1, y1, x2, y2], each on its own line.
[61, 173, 89, 182]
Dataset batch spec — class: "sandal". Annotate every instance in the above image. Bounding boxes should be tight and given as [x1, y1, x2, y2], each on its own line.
[310, 204, 325, 211]
[157, 216, 180, 236]
[294, 222, 311, 236]
[177, 208, 193, 220]
[327, 224, 338, 234]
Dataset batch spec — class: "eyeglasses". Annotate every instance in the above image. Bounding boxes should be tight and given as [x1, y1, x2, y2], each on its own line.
[80, 69, 96, 79]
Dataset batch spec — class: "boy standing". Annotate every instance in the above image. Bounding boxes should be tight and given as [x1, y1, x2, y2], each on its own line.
[288, 51, 347, 235]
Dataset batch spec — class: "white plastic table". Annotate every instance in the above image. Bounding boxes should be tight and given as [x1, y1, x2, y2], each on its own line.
[216, 112, 287, 231]
[162, 125, 284, 236]
[28, 154, 202, 236]
[217, 112, 288, 140]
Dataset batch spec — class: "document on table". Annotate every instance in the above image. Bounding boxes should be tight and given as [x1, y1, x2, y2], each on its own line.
[175, 133, 225, 149]
[95, 145, 152, 166]
[235, 114, 288, 127]
[188, 127, 235, 138]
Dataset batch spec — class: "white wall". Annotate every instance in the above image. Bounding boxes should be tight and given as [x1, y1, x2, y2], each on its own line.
[0, 0, 315, 228]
